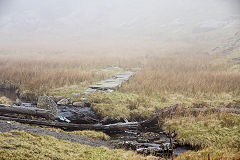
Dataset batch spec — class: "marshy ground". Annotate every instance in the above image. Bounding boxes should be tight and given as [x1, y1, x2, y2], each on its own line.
[0, 31, 240, 159]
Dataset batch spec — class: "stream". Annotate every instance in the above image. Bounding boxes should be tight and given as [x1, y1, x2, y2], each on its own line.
[0, 89, 192, 158]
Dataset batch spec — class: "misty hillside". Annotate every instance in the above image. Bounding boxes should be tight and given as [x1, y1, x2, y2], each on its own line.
[0, 1, 240, 160]
[0, 0, 239, 53]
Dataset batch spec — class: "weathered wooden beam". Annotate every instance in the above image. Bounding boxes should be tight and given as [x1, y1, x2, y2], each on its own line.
[0, 115, 139, 132]
[0, 104, 54, 120]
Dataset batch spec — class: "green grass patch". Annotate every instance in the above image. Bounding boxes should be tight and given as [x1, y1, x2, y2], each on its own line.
[163, 113, 240, 160]
[70, 130, 110, 141]
[86, 90, 240, 120]
[29, 125, 110, 141]
[86, 91, 158, 120]
[149, 92, 240, 108]
[0, 131, 157, 160]
[48, 84, 87, 102]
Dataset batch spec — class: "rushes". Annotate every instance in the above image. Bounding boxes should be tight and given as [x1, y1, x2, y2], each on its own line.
[0, 54, 142, 95]
[1, 53, 239, 98]
[123, 55, 240, 95]
[0, 56, 110, 93]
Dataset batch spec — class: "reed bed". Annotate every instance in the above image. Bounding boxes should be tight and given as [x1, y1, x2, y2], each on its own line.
[122, 55, 240, 96]
[0, 53, 142, 94]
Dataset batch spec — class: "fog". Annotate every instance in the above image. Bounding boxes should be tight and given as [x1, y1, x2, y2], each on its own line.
[0, 0, 239, 55]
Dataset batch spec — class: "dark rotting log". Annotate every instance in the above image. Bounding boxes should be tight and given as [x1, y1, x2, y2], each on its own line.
[1, 103, 239, 133]
[0, 104, 54, 120]
[0, 115, 139, 132]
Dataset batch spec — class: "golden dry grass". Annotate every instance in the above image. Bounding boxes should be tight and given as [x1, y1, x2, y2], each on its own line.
[122, 55, 240, 95]
[1, 52, 239, 101]
[86, 54, 240, 120]
[0, 53, 142, 99]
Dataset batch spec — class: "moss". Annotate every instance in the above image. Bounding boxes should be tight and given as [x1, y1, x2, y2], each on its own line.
[0, 131, 157, 160]
[163, 113, 240, 160]
[0, 96, 12, 105]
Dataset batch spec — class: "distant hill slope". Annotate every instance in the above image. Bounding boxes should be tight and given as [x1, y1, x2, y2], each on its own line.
[211, 31, 240, 56]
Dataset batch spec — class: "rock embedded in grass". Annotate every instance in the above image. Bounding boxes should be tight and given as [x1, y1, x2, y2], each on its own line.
[57, 98, 70, 105]
[37, 96, 58, 119]
[72, 101, 84, 107]
[15, 98, 22, 106]
[49, 96, 65, 103]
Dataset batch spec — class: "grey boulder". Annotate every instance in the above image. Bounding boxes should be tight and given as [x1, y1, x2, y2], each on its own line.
[37, 96, 58, 119]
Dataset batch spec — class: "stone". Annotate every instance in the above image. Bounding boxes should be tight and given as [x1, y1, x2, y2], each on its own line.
[49, 96, 65, 103]
[15, 98, 22, 106]
[82, 88, 96, 96]
[154, 139, 167, 144]
[72, 102, 83, 107]
[83, 71, 135, 95]
[137, 138, 148, 143]
[37, 96, 58, 119]
[57, 98, 70, 106]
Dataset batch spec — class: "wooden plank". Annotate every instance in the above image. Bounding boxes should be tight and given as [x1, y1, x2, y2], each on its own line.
[0, 104, 54, 120]
[0, 115, 139, 132]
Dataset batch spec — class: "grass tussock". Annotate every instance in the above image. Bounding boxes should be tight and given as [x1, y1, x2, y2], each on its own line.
[87, 91, 157, 120]
[0, 96, 12, 105]
[48, 85, 87, 102]
[86, 91, 240, 120]
[163, 113, 240, 160]
[70, 130, 110, 140]
[121, 55, 240, 107]
[0, 131, 158, 160]
[123, 55, 240, 94]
